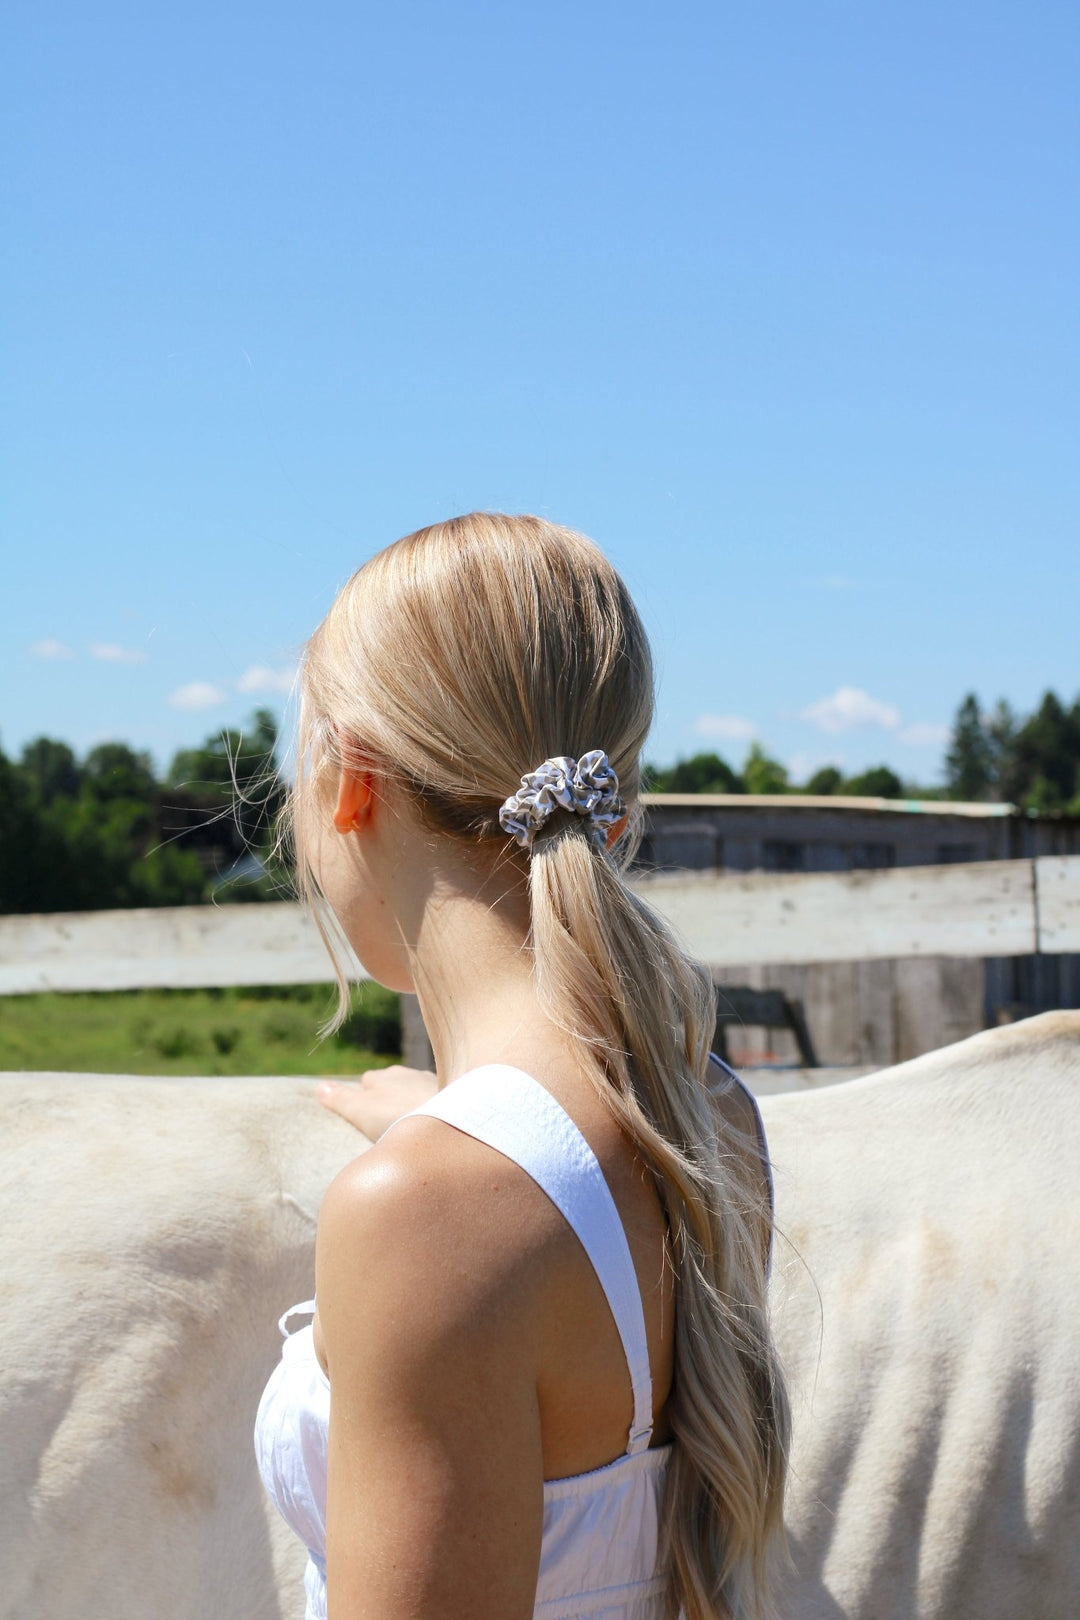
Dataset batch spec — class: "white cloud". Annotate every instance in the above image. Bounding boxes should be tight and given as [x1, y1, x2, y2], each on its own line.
[236, 663, 295, 694]
[899, 721, 950, 746]
[90, 642, 147, 665]
[692, 713, 758, 742]
[30, 638, 75, 660]
[169, 681, 226, 711]
[801, 686, 901, 733]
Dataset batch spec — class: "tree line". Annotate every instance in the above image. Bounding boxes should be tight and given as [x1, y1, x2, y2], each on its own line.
[647, 688, 1080, 811]
[644, 743, 906, 799]
[1, 689, 1077, 916]
[943, 690, 1080, 811]
[0, 709, 283, 914]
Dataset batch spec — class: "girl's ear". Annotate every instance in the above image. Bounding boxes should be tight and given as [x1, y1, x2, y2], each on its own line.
[605, 813, 629, 849]
[333, 766, 376, 834]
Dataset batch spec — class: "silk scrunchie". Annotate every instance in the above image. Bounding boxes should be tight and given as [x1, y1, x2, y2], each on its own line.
[498, 750, 624, 851]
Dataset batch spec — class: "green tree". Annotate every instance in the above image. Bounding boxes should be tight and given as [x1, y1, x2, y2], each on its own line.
[804, 765, 844, 795]
[40, 791, 208, 910]
[985, 700, 1018, 800]
[0, 724, 267, 913]
[845, 765, 903, 798]
[0, 747, 68, 911]
[999, 690, 1080, 811]
[20, 737, 81, 804]
[945, 694, 994, 800]
[131, 842, 210, 906]
[165, 709, 284, 897]
[742, 743, 789, 795]
[83, 743, 156, 804]
[647, 751, 742, 794]
[166, 707, 278, 794]
[43, 794, 149, 909]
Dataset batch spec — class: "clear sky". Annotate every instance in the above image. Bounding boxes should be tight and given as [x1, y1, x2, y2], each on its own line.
[5, 1, 1078, 784]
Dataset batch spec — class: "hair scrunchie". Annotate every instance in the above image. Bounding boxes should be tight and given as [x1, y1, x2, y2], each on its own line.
[498, 750, 625, 851]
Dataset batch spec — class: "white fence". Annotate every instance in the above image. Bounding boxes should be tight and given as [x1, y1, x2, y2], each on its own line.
[2, 855, 1078, 997]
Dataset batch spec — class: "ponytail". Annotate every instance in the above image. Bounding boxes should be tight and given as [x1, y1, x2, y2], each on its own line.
[529, 812, 788, 1619]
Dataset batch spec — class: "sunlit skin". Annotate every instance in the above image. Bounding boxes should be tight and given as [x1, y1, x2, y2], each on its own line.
[316, 1064, 439, 1141]
[307, 763, 760, 1620]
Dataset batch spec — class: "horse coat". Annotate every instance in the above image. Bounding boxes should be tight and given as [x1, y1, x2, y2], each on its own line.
[1, 1012, 1077, 1619]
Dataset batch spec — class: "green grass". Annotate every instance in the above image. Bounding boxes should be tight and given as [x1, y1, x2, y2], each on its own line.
[0, 981, 403, 1076]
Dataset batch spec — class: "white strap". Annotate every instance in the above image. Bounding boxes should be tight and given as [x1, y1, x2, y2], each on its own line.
[404, 1065, 655, 1455]
[278, 1299, 316, 1338]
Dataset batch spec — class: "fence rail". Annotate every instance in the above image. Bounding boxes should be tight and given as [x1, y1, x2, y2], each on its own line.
[649, 855, 1080, 965]
[2, 856, 1078, 996]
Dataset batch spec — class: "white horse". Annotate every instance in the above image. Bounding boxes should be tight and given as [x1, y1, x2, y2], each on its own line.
[1, 1011, 1077, 1619]
[768, 1010, 1080, 1619]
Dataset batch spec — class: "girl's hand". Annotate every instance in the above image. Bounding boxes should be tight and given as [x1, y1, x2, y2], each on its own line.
[316, 1066, 438, 1141]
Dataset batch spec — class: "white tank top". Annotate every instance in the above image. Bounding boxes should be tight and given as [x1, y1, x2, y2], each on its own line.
[254, 1059, 769, 1620]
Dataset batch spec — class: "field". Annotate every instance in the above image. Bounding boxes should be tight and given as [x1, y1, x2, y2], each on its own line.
[0, 981, 403, 1077]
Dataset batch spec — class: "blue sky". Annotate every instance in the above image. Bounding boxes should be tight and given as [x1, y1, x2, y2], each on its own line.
[5, 1, 1078, 785]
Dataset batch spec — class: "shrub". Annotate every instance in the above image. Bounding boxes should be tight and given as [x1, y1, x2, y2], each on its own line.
[152, 1025, 201, 1060]
[335, 984, 402, 1056]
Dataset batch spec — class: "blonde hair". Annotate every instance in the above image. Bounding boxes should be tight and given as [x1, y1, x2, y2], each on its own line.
[290, 513, 789, 1619]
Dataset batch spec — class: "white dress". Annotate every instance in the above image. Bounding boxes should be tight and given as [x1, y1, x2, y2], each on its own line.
[254, 1060, 769, 1619]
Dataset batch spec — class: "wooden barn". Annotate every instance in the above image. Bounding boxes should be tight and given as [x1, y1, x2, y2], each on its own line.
[635, 794, 1080, 1070]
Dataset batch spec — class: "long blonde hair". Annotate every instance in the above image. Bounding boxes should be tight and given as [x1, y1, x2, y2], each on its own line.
[290, 513, 788, 1619]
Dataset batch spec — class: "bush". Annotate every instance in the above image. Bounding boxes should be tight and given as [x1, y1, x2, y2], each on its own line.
[334, 983, 402, 1055]
[743, 743, 789, 796]
[152, 1025, 201, 1060]
[845, 765, 903, 799]
[259, 1007, 310, 1045]
[805, 766, 844, 795]
[647, 752, 743, 795]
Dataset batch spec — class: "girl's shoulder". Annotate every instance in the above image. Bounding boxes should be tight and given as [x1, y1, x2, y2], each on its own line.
[315, 1108, 579, 1334]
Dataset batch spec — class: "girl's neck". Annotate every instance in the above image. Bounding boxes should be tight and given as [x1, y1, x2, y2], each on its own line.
[394, 848, 561, 1085]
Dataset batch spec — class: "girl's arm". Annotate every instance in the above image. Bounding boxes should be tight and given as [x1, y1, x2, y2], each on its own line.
[316, 1127, 545, 1620]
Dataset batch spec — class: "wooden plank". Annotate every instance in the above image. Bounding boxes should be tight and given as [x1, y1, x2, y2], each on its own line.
[893, 956, 984, 1062]
[853, 958, 897, 1066]
[802, 960, 860, 1066]
[1036, 856, 1080, 952]
[0, 902, 366, 995]
[631, 858, 1037, 966]
[643, 793, 1014, 816]
[2, 855, 1068, 997]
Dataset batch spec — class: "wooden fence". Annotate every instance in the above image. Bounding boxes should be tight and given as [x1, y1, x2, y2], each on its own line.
[2, 856, 1077, 1070]
[2, 855, 1077, 996]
